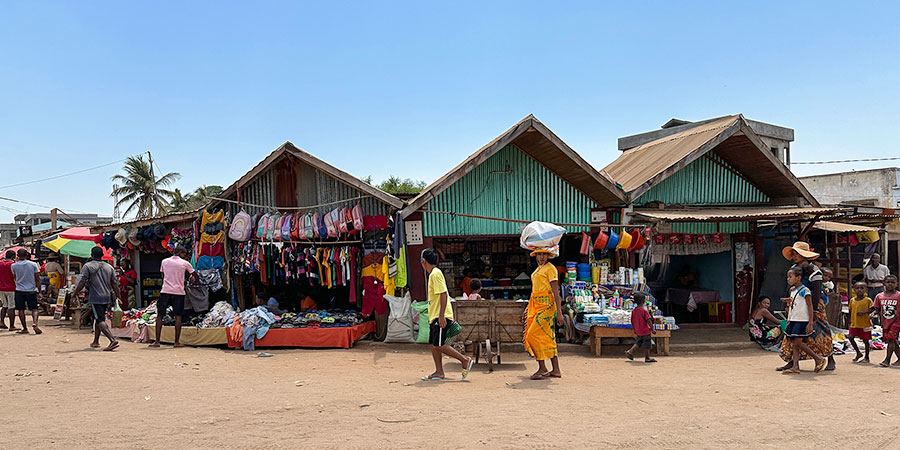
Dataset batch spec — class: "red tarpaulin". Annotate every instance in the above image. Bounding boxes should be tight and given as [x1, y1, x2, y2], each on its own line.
[59, 227, 102, 243]
[227, 322, 375, 349]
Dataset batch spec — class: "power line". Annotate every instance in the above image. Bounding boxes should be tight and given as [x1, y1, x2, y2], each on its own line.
[0, 152, 147, 190]
[0, 195, 94, 216]
[793, 156, 900, 165]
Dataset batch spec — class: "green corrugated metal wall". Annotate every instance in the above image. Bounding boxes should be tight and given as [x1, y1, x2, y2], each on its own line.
[635, 153, 770, 206]
[425, 145, 596, 236]
[671, 222, 749, 234]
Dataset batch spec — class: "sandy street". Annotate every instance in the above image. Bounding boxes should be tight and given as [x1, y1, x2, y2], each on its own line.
[0, 323, 898, 450]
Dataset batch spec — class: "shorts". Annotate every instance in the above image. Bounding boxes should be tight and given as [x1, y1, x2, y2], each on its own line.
[848, 327, 872, 340]
[885, 324, 900, 341]
[429, 319, 454, 347]
[91, 303, 108, 322]
[784, 321, 811, 338]
[14, 291, 38, 311]
[635, 334, 652, 350]
[0, 291, 14, 309]
[157, 293, 185, 317]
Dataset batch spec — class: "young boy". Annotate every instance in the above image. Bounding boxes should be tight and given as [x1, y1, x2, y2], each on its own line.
[848, 281, 873, 363]
[782, 266, 827, 374]
[867, 275, 900, 367]
[420, 248, 474, 380]
[625, 293, 656, 363]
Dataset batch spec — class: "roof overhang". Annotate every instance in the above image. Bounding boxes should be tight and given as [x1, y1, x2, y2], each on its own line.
[90, 209, 203, 233]
[631, 206, 846, 223]
[812, 220, 880, 233]
[400, 115, 626, 218]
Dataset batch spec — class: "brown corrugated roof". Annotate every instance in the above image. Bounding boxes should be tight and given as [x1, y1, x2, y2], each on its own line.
[812, 221, 880, 233]
[602, 114, 818, 207]
[604, 115, 739, 193]
[632, 206, 845, 222]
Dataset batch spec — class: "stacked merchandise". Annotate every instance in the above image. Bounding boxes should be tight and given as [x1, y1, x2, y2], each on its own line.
[269, 310, 364, 329]
[194, 207, 227, 300]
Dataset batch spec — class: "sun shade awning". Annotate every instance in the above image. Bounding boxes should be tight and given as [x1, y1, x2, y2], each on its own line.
[631, 206, 846, 223]
[812, 220, 880, 233]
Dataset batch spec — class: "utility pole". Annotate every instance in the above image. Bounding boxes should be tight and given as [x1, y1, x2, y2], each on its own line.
[50, 208, 57, 230]
[146, 150, 157, 217]
[112, 184, 121, 223]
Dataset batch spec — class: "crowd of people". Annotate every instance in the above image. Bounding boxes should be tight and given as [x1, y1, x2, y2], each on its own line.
[749, 242, 900, 372]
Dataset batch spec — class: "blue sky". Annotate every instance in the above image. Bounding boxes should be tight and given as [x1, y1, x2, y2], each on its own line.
[1, 1, 898, 222]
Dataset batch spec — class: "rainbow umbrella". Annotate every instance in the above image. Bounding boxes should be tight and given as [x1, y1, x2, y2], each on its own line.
[42, 228, 104, 258]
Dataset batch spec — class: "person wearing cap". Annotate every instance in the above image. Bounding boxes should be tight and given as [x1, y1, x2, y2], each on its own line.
[778, 241, 836, 371]
[71, 246, 120, 351]
[864, 253, 890, 301]
[523, 248, 564, 380]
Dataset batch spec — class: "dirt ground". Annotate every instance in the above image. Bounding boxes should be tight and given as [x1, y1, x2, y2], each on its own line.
[1, 322, 899, 450]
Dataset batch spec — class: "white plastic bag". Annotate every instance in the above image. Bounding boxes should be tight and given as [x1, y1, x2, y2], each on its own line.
[520, 221, 566, 254]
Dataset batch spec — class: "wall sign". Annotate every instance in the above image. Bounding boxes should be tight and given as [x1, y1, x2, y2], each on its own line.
[405, 220, 423, 245]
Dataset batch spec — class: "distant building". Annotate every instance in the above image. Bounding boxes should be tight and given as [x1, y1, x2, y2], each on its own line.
[799, 167, 900, 208]
[0, 223, 17, 248]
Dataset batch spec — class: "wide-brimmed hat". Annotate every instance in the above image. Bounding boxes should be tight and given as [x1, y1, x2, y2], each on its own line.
[115, 228, 128, 246]
[782, 241, 819, 260]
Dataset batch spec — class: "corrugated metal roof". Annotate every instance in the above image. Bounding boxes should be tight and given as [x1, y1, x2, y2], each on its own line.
[604, 115, 739, 193]
[401, 115, 626, 218]
[812, 221, 880, 233]
[602, 115, 819, 207]
[632, 206, 845, 222]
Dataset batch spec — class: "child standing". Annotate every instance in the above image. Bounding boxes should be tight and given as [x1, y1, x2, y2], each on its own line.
[848, 281, 873, 363]
[625, 293, 656, 363]
[783, 266, 827, 374]
[869, 275, 900, 367]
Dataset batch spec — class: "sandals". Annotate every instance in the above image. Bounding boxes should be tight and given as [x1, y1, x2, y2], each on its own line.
[814, 358, 827, 373]
[625, 352, 634, 361]
[781, 369, 800, 375]
[644, 358, 658, 363]
[530, 372, 549, 380]
[103, 341, 120, 352]
[33, 326, 42, 335]
[462, 359, 474, 380]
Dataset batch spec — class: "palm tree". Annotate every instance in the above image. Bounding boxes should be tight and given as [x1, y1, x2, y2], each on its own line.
[191, 185, 223, 203]
[111, 155, 180, 219]
[169, 188, 193, 213]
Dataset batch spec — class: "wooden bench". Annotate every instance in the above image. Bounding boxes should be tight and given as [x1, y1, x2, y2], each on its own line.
[589, 326, 671, 357]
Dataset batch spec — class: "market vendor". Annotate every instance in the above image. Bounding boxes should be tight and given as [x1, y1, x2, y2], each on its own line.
[778, 241, 835, 371]
[748, 296, 782, 350]
[44, 254, 65, 300]
[523, 248, 564, 380]
[256, 292, 285, 315]
[117, 259, 136, 311]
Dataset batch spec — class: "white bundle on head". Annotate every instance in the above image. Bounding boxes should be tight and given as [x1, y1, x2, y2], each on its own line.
[520, 221, 565, 256]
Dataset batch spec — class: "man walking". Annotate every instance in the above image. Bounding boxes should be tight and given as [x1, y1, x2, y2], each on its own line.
[150, 246, 195, 348]
[71, 246, 120, 351]
[420, 248, 473, 380]
[0, 250, 17, 331]
[11, 249, 41, 334]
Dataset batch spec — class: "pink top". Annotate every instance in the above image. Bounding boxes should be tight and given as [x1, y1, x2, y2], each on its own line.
[160, 256, 194, 295]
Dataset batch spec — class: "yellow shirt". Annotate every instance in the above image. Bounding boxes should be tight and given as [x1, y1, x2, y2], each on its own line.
[849, 296, 873, 329]
[531, 263, 558, 294]
[427, 267, 453, 322]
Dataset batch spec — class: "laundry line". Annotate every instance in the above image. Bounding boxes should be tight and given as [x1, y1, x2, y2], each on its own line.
[418, 210, 645, 228]
[209, 195, 372, 212]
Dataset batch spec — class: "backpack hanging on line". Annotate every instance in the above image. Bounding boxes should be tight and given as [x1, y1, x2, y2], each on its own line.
[303, 213, 314, 240]
[256, 213, 271, 240]
[351, 204, 364, 233]
[338, 207, 350, 236]
[228, 210, 253, 242]
[315, 213, 328, 239]
[267, 214, 282, 241]
[290, 213, 301, 241]
[325, 209, 339, 238]
[281, 214, 293, 241]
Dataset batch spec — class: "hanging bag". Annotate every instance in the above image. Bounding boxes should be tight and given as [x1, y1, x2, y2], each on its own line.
[290, 213, 302, 241]
[315, 213, 328, 239]
[256, 213, 270, 239]
[303, 213, 314, 239]
[338, 207, 350, 235]
[228, 210, 253, 242]
[352, 204, 364, 232]
[267, 214, 281, 241]
[281, 214, 293, 241]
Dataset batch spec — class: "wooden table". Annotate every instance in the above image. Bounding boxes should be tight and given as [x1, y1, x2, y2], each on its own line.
[589, 326, 671, 357]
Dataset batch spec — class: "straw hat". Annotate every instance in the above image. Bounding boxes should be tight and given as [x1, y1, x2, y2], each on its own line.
[782, 241, 819, 261]
[114, 228, 128, 246]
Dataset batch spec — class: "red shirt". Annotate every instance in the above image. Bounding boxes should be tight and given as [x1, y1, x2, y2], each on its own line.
[0, 260, 14, 292]
[631, 306, 652, 336]
[874, 290, 900, 331]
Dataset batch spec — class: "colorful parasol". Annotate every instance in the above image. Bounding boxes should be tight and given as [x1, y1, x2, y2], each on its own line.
[42, 227, 105, 259]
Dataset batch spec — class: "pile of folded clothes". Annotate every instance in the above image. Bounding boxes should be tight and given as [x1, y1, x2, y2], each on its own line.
[197, 301, 237, 328]
[270, 309, 364, 329]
